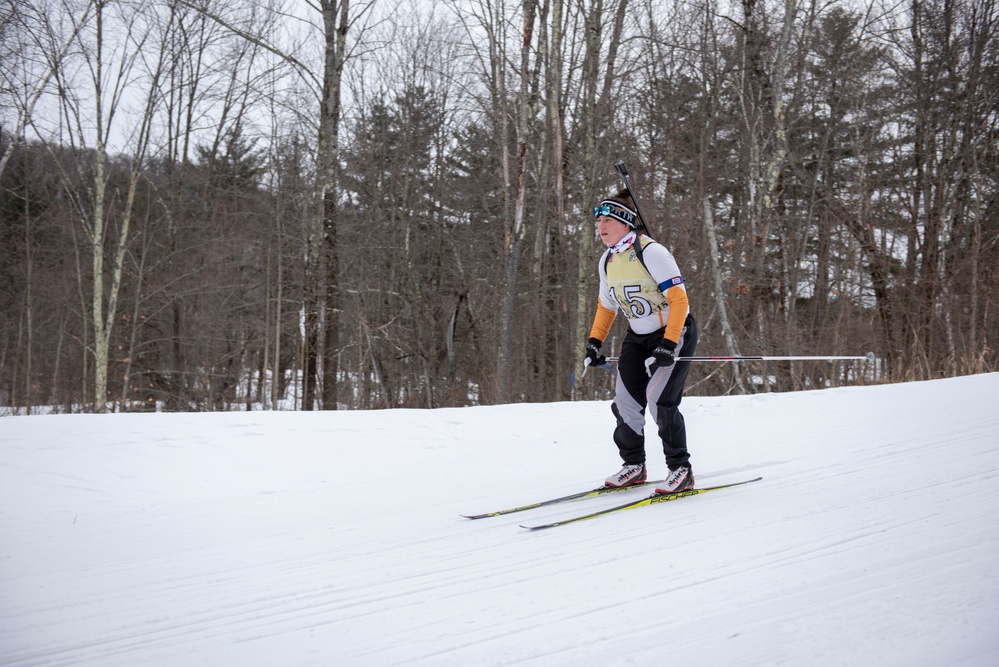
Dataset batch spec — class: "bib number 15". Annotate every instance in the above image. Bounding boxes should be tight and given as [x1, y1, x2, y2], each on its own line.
[612, 285, 653, 318]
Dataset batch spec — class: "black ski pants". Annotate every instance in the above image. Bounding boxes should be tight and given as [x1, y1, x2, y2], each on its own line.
[610, 314, 698, 471]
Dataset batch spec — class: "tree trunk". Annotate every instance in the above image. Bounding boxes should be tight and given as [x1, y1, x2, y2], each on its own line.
[702, 198, 748, 394]
[497, 0, 539, 403]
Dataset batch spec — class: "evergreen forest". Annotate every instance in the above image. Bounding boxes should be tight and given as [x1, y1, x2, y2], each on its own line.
[2, 0, 997, 412]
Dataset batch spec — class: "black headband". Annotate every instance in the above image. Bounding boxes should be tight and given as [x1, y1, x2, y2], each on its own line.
[593, 200, 638, 228]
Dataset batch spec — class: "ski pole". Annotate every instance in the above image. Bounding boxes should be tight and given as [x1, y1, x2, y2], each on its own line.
[582, 352, 874, 379]
[601, 351, 876, 363]
[581, 356, 616, 379]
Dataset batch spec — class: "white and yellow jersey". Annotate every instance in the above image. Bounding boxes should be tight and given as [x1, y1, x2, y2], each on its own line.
[590, 235, 689, 341]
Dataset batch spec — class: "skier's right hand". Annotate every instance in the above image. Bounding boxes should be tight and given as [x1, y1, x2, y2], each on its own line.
[585, 338, 606, 367]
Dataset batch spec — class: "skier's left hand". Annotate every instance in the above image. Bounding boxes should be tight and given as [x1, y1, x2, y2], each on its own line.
[647, 339, 677, 376]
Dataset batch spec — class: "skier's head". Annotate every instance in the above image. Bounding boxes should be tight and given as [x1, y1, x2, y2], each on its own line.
[593, 188, 639, 229]
[594, 189, 640, 247]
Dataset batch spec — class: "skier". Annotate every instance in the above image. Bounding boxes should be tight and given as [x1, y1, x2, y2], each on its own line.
[584, 189, 699, 494]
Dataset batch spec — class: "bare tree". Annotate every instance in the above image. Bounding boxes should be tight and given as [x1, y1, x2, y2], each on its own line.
[33, 0, 167, 411]
[0, 0, 93, 180]
[496, 0, 540, 403]
[570, 0, 631, 395]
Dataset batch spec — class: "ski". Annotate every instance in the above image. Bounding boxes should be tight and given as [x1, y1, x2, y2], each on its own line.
[520, 476, 763, 531]
[461, 480, 660, 520]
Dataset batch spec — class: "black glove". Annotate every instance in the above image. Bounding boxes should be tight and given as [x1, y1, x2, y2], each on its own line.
[585, 337, 606, 367]
[651, 339, 677, 369]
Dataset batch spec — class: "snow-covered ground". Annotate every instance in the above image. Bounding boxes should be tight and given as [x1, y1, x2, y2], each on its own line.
[2, 374, 998, 666]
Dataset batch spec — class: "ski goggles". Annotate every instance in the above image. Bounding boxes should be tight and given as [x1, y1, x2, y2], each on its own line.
[592, 200, 637, 227]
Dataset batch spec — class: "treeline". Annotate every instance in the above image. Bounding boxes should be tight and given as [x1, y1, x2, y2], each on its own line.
[1, 0, 997, 412]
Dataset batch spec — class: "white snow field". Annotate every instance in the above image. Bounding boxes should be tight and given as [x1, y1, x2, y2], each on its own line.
[2, 373, 998, 666]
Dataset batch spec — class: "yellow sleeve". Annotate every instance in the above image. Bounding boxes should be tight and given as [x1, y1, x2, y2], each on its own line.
[589, 301, 617, 342]
[663, 285, 688, 344]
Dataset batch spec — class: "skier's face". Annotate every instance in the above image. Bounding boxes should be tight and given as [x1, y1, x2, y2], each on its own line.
[597, 215, 632, 247]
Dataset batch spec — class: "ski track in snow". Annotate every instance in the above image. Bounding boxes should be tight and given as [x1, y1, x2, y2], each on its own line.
[2, 374, 999, 666]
